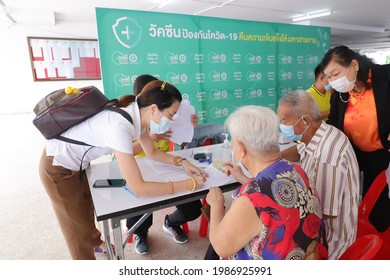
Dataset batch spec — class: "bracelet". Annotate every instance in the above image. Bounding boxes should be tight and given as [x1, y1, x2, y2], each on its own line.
[168, 181, 174, 194]
[178, 157, 187, 166]
[187, 176, 197, 192]
[173, 156, 182, 166]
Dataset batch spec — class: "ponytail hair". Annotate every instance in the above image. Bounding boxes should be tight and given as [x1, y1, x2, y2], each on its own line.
[137, 80, 182, 110]
[115, 80, 182, 109]
[116, 94, 136, 108]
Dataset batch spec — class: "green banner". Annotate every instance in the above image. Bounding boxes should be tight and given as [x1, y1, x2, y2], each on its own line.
[96, 8, 330, 124]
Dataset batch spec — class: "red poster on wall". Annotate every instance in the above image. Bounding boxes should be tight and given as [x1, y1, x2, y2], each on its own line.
[27, 37, 101, 81]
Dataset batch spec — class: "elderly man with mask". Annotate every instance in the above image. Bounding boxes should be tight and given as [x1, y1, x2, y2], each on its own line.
[277, 90, 360, 259]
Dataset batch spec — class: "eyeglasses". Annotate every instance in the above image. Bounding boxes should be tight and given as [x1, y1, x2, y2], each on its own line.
[162, 110, 175, 121]
[280, 117, 302, 127]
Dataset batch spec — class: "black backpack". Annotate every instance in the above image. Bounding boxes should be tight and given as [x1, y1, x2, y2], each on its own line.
[33, 86, 133, 173]
[32, 86, 133, 145]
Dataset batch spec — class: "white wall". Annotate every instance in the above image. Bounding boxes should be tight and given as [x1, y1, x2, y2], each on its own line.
[361, 50, 390, 65]
[0, 20, 103, 114]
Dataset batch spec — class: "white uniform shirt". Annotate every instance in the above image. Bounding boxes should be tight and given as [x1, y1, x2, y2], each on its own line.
[297, 122, 360, 259]
[46, 102, 142, 171]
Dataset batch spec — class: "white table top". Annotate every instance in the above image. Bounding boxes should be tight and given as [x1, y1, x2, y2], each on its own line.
[86, 144, 239, 221]
[87, 141, 296, 221]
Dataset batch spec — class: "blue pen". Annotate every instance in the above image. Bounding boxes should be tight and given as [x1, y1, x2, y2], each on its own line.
[121, 185, 138, 199]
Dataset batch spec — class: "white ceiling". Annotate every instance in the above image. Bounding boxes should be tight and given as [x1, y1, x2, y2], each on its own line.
[2, 0, 390, 51]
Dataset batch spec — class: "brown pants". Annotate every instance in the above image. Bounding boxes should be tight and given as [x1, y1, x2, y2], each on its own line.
[39, 149, 102, 259]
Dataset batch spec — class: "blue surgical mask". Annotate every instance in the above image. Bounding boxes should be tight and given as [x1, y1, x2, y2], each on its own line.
[150, 111, 172, 134]
[231, 143, 249, 174]
[325, 84, 332, 91]
[279, 117, 304, 142]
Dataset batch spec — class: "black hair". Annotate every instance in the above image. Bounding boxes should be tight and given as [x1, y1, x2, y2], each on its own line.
[313, 64, 324, 80]
[133, 74, 157, 95]
[320, 45, 374, 87]
[117, 80, 182, 110]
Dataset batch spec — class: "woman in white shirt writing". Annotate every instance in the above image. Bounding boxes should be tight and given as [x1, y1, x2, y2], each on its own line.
[39, 80, 207, 259]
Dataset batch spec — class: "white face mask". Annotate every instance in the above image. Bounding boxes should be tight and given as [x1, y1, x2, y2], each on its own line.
[231, 143, 249, 175]
[150, 110, 172, 134]
[329, 64, 355, 93]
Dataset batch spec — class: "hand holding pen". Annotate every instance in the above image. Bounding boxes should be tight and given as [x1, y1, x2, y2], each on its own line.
[192, 172, 208, 187]
[224, 161, 250, 184]
[182, 158, 209, 179]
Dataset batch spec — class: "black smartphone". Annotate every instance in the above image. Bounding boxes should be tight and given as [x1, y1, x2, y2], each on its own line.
[93, 179, 126, 188]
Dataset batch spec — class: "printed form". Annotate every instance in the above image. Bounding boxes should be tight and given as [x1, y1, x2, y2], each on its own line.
[170, 100, 195, 144]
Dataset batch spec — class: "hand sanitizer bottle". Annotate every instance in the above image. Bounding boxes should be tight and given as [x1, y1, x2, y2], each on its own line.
[220, 133, 231, 162]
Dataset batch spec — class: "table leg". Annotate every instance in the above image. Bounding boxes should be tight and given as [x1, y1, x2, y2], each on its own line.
[110, 213, 152, 260]
[123, 212, 152, 246]
[111, 218, 124, 260]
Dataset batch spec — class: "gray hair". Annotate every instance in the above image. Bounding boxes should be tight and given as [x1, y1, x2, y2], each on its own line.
[278, 90, 321, 121]
[225, 105, 280, 156]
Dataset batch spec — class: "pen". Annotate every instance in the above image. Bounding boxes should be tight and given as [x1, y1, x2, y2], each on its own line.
[121, 185, 138, 199]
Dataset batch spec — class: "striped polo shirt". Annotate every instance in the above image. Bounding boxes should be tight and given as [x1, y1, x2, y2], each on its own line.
[297, 122, 360, 259]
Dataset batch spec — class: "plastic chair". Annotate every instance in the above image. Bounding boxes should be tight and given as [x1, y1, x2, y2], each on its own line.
[357, 170, 390, 259]
[170, 141, 176, 152]
[181, 198, 209, 237]
[339, 234, 383, 260]
[198, 198, 209, 237]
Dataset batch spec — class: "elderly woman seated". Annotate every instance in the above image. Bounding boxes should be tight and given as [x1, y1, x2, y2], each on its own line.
[205, 105, 328, 260]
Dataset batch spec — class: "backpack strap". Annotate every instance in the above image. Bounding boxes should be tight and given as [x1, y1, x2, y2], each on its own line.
[54, 106, 134, 177]
[104, 106, 133, 125]
[55, 136, 91, 146]
[54, 106, 133, 146]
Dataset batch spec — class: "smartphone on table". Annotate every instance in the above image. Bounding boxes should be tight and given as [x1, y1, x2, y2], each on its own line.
[93, 179, 126, 188]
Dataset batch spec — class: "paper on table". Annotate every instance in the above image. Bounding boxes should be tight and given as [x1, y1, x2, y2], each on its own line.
[202, 164, 235, 188]
[170, 100, 195, 144]
[145, 158, 184, 175]
[145, 157, 209, 175]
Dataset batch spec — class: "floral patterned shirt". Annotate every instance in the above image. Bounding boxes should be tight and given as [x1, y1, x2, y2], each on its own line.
[226, 159, 328, 260]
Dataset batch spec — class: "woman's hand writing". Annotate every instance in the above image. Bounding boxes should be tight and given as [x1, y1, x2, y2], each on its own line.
[192, 173, 207, 188]
[182, 159, 209, 178]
